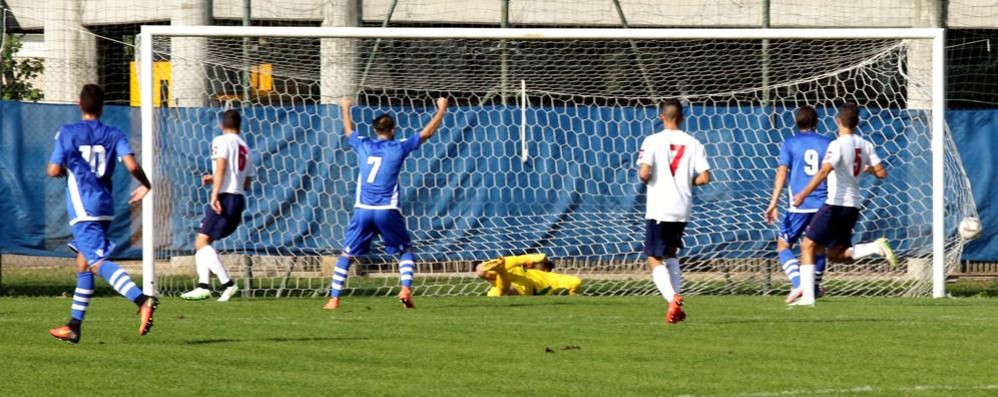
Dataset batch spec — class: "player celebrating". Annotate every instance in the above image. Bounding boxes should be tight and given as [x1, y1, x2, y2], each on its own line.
[637, 99, 711, 324]
[324, 97, 449, 310]
[791, 103, 897, 306]
[47, 84, 158, 343]
[180, 110, 253, 302]
[763, 106, 833, 303]
[474, 253, 582, 296]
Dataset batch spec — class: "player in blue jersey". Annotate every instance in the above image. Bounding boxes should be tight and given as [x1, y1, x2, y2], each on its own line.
[764, 106, 833, 303]
[324, 97, 449, 310]
[47, 84, 158, 344]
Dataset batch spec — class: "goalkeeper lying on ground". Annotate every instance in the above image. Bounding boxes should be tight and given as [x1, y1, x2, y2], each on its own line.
[474, 254, 582, 296]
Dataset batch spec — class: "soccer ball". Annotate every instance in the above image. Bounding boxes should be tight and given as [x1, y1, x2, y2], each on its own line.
[958, 217, 981, 241]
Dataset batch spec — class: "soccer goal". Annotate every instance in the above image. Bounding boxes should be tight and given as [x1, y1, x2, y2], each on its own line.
[137, 26, 975, 298]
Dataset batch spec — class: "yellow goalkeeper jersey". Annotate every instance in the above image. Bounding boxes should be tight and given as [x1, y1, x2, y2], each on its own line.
[483, 254, 582, 296]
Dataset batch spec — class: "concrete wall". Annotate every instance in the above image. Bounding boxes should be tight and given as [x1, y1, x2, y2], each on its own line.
[9, 0, 998, 29]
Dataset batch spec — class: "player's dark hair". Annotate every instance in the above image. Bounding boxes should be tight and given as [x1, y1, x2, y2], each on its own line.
[795, 106, 817, 130]
[373, 114, 396, 135]
[540, 259, 555, 272]
[79, 84, 104, 116]
[222, 109, 241, 131]
[837, 102, 860, 129]
[659, 99, 684, 123]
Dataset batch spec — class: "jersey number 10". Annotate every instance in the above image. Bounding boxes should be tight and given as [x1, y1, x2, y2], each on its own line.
[79, 145, 107, 177]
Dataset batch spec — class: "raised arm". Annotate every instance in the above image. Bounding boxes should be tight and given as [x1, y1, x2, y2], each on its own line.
[764, 166, 789, 224]
[121, 154, 152, 205]
[419, 97, 449, 144]
[340, 97, 355, 139]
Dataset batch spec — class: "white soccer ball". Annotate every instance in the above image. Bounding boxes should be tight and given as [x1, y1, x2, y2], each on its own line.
[958, 217, 982, 241]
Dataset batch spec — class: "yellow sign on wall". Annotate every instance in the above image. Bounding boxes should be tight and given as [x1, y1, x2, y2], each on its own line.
[129, 61, 172, 107]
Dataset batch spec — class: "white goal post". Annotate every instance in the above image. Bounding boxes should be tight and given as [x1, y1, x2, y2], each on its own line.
[138, 26, 953, 298]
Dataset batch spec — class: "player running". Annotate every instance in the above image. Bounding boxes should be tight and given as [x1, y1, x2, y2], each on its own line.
[180, 109, 254, 302]
[47, 84, 158, 344]
[791, 103, 898, 307]
[474, 253, 583, 296]
[324, 97, 449, 310]
[637, 99, 711, 324]
[763, 106, 834, 303]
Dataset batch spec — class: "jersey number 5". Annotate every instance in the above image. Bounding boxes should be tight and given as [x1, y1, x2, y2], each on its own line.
[852, 148, 863, 176]
[669, 145, 686, 176]
[366, 156, 383, 183]
[79, 145, 107, 177]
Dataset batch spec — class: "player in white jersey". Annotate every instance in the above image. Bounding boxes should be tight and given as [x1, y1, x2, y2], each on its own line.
[181, 110, 254, 302]
[791, 103, 897, 306]
[636, 99, 711, 324]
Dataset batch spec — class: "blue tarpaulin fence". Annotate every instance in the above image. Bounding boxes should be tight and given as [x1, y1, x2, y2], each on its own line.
[0, 101, 991, 261]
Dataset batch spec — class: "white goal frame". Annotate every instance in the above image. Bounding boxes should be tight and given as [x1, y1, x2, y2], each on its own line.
[137, 26, 947, 298]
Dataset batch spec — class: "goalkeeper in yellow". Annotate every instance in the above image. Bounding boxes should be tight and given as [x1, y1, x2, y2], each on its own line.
[474, 254, 582, 296]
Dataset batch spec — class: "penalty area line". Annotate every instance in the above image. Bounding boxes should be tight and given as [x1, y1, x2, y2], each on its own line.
[675, 384, 998, 397]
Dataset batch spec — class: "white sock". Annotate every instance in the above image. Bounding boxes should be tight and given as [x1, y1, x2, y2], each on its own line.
[850, 242, 882, 259]
[194, 249, 211, 285]
[652, 265, 676, 303]
[799, 264, 816, 303]
[665, 258, 681, 295]
[197, 245, 231, 285]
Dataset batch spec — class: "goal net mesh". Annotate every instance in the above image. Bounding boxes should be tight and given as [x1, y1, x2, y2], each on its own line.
[145, 32, 976, 298]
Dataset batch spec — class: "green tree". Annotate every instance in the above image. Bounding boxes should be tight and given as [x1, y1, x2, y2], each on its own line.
[1, 34, 44, 101]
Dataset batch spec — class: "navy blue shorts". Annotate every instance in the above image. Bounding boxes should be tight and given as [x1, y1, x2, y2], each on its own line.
[644, 220, 687, 258]
[198, 193, 245, 241]
[804, 204, 860, 248]
[342, 208, 413, 256]
[779, 212, 816, 246]
[68, 221, 116, 266]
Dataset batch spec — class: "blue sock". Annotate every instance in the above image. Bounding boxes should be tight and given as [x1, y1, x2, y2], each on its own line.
[779, 249, 801, 289]
[329, 256, 351, 298]
[97, 261, 143, 302]
[399, 252, 416, 288]
[70, 272, 94, 322]
[815, 255, 827, 288]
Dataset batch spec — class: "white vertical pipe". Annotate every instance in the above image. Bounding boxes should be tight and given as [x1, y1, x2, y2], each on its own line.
[931, 29, 946, 298]
[520, 80, 528, 163]
[139, 31, 157, 296]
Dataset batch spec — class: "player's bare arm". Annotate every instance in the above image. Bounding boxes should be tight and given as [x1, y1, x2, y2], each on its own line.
[244, 176, 253, 191]
[764, 165, 789, 224]
[418, 97, 450, 143]
[638, 163, 652, 184]
[210, 156, 227, 214]
[693, 170, 711, 186]
[340, 97, 355, 138]
[122, 154, 152, 205]
[46, 163, 65, 178]
[868, 163, 887, 180]
[792, 163, 833, 207]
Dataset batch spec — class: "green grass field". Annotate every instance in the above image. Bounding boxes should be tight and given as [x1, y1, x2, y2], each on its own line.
[2, 295, 997, 396]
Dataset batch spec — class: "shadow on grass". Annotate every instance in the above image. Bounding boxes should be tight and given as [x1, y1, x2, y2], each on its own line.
[185, 336, 368, 345]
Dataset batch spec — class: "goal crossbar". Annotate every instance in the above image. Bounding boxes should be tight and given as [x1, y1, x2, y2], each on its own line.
[137, 26, 947, 298]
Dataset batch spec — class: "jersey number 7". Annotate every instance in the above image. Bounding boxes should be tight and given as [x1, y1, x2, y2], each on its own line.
[669, 145, 686, 176]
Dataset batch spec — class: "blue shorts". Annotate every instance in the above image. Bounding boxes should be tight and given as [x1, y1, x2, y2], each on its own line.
[779, 212, 816, 246]
[804, 204, 861, 248]
[68, 221, 116, 266]
[198, 193, 245, 241]
[342, 208, 413, 256]
[644, 220, 687, 258]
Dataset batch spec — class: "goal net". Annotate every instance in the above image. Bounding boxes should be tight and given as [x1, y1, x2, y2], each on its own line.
[140, 27, 976, 298]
